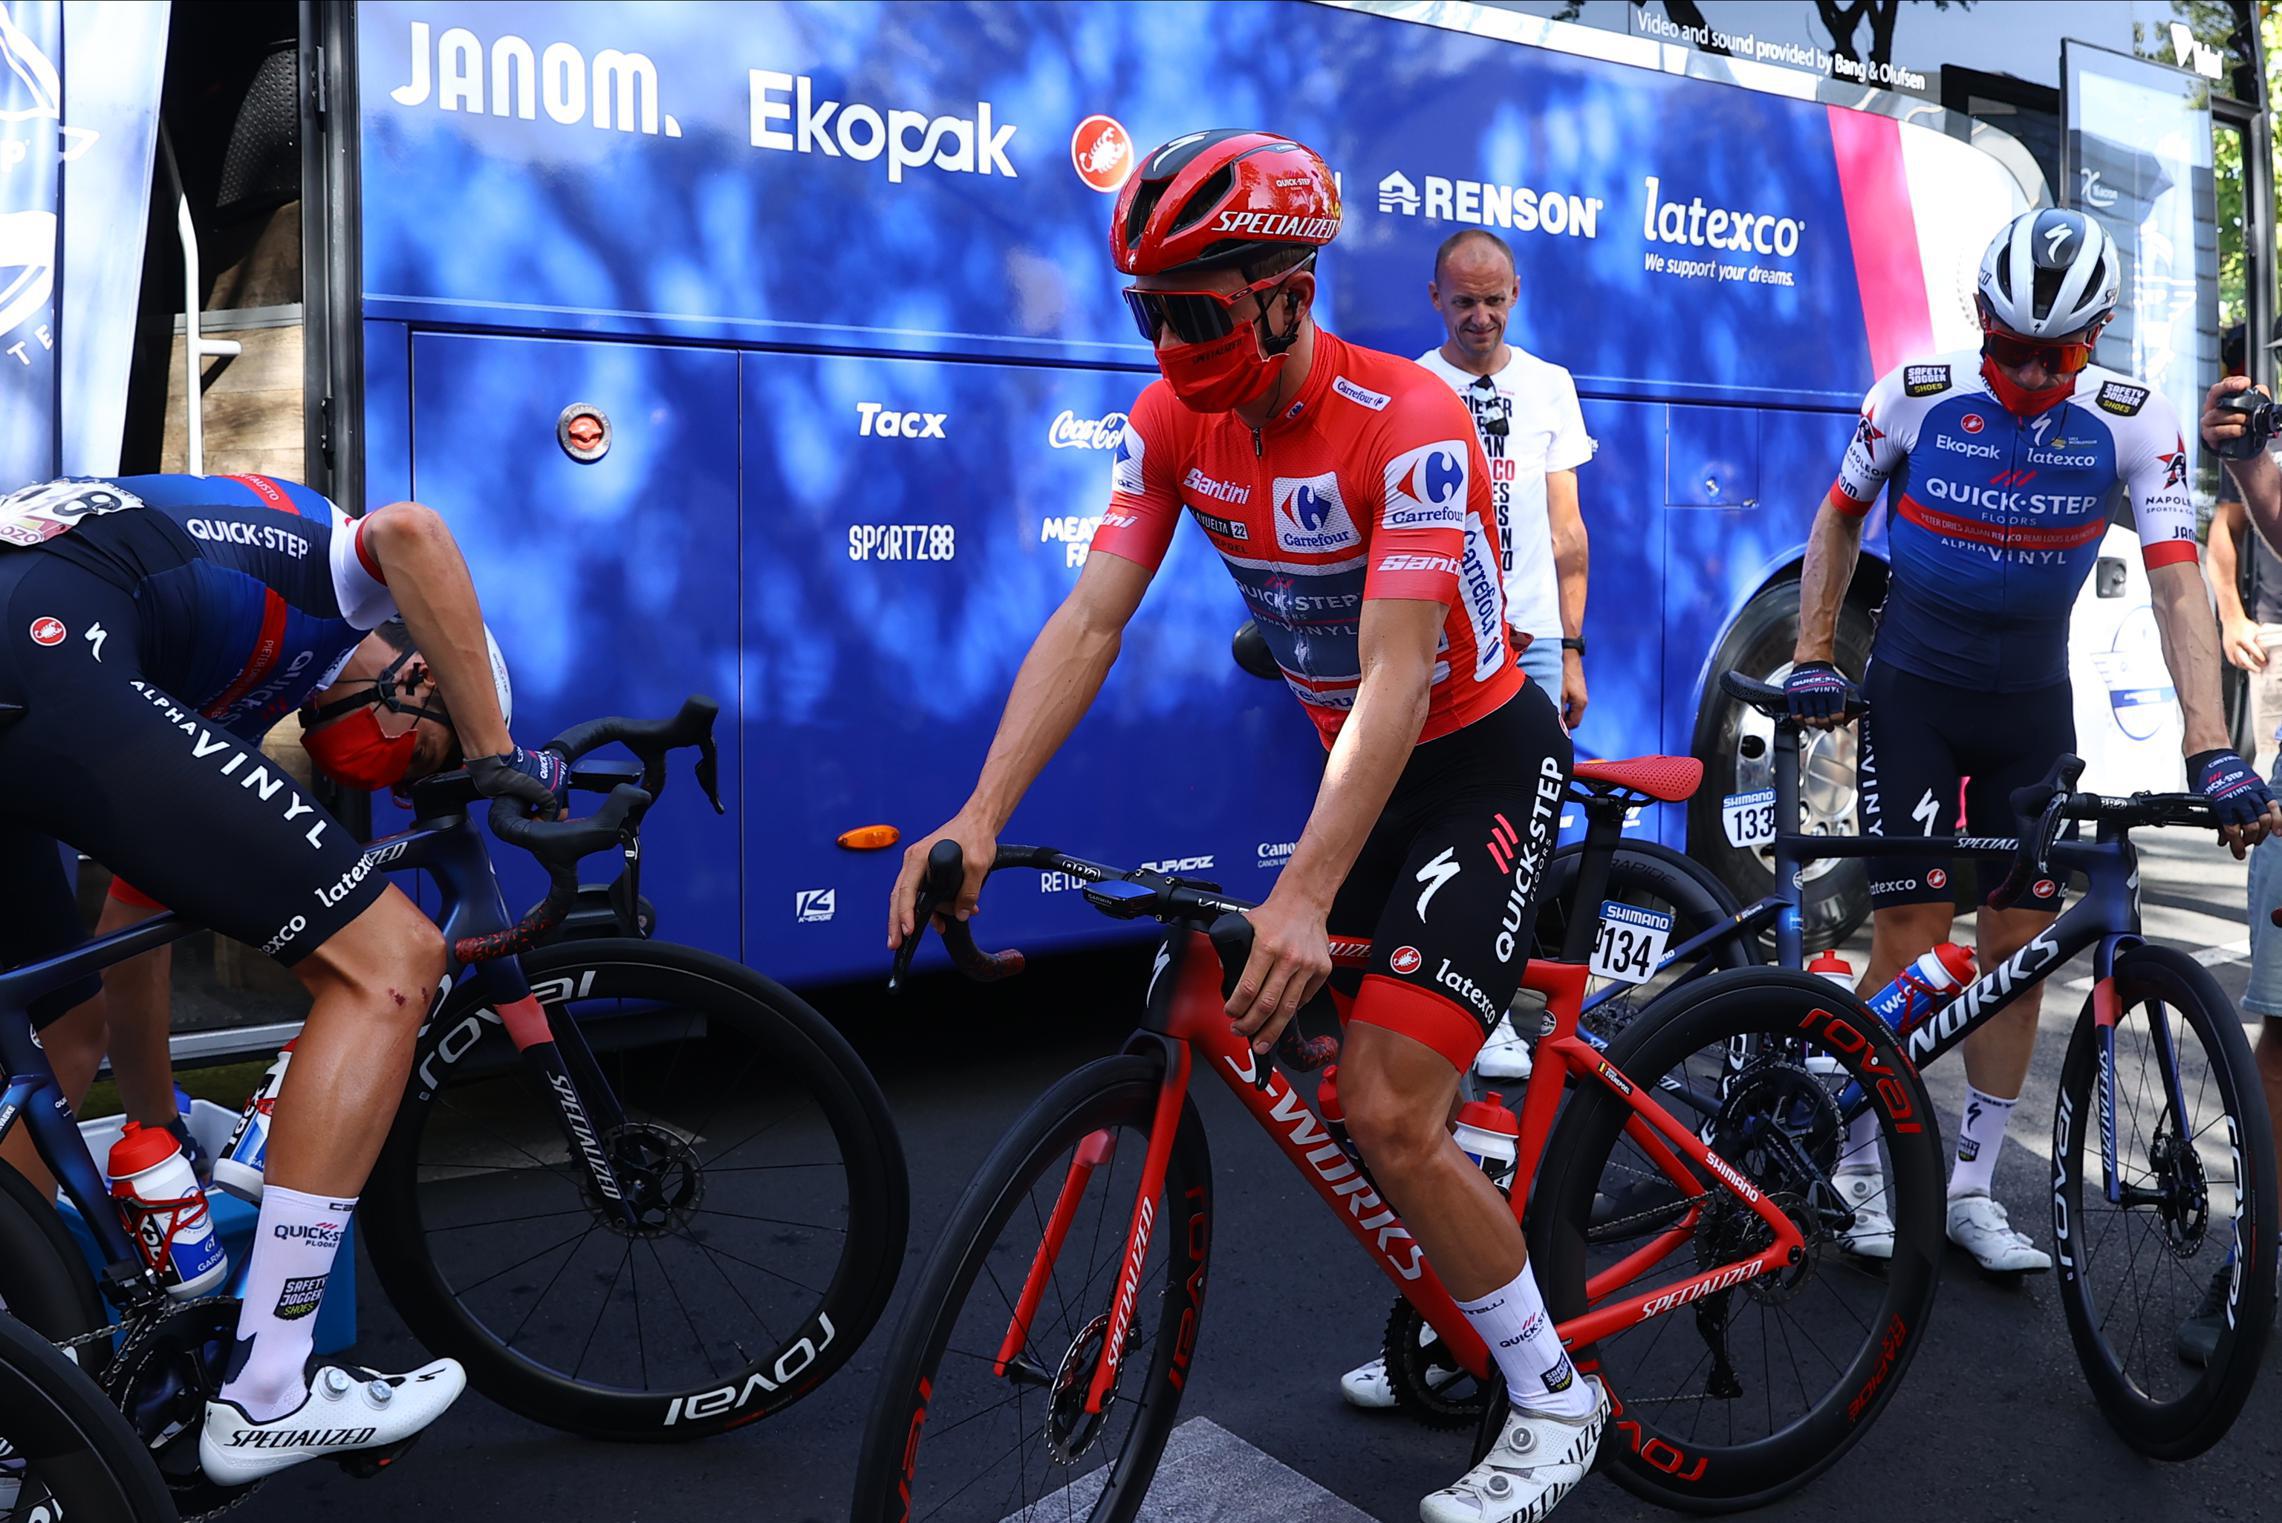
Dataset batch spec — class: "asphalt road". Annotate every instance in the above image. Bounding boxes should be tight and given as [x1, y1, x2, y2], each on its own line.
[243, 830, 2282, 1523]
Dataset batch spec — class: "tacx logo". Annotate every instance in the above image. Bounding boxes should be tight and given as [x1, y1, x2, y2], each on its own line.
[856, 402, 946, 439]
[749, 72, 1016, 182]
[1272, 472, 1357, 553]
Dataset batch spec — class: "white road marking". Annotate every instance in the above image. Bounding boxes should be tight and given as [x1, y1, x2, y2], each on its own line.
[1000, 1417, 1380, 1522]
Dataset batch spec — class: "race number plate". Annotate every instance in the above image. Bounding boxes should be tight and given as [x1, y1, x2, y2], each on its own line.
[1589, 900, 1673, 985]
[1721, 787, 1776, 849]
[0, 480, 140, 548]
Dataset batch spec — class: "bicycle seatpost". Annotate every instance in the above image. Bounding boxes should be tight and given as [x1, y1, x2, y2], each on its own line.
[1558, 799, 1626, 963]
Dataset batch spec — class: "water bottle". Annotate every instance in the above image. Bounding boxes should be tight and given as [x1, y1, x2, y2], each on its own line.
[1804, 953, 1856, 1073]
[1316, 1065, 1363, 1166]
[108, 1121, 228, 1298]
[213, 1039, 294, 1203]
[1453, 1092, 1521, 1196]
[1865, 943, 1977, 1036]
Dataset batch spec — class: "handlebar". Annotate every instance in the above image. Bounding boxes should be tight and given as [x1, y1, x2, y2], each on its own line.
[1983, 752, 2217, 911]
[444, 695, 723, 963]
[891, 840, 1339, 1084]
[1719, 670, 1868, 724]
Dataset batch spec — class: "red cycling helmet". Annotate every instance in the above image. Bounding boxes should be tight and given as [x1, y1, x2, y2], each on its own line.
[1111, 129, 1341, 276]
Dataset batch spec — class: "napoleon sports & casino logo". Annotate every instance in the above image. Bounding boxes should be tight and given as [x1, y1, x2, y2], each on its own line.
[0, 3, 97, 371]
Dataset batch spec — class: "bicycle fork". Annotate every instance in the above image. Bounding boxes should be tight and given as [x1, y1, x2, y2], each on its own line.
[474, 966, 641, 1229]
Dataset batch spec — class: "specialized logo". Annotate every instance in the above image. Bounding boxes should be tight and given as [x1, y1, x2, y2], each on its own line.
[1226, 1046, 1426, 1279]
[795, 888, 836, 923]
[1641, 176, 1802, 256]
[1374, 169, 1602, 239]
[226, 1425, 377, 1450]
[1388, 945, 1424, 975]
[750, 72, 1016, 182]
[1182, 466, 1250, 505]
[1272, 472, 1357, 553]
[1213, 209, 1336, 240]
[1070, 113, 1132, 192]
[1333, 376, 1389, 412]
[1960, 413, 1985, 434]
[1413, 847, 1462, 919]
[1047, 408, 1127, 449]
[392, 23, 681, 137]
[856, 402, 946, 439]
[1903, 364, 1951, 398]
[2096, 381, 2148, 417]
[27, 615, 62, 646]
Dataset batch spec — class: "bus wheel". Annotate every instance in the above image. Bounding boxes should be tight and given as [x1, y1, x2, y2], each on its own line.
[1688, 579, 1874, 952]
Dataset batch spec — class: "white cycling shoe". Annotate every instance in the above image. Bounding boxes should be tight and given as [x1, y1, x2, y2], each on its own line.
[1339, 1341, 1466, 1410]
[1474, 1016, 1534, 1082]
[1832, 1169, 1895, 1261]
[1420, 1377, 1607, 1523]
[199, 1358, 466, 1485]
[1946, 1191, 2051, 1273]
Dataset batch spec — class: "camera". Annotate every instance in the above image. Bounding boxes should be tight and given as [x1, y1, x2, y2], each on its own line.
[2214, 388, 2281, 461]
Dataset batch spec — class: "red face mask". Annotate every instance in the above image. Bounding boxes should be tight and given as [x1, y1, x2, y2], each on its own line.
[1157, 322, 1289, 413]
[301, 708, 420, 791]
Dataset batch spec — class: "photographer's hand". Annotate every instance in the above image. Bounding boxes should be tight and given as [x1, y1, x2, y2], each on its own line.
[2204, 376, 2275, 462]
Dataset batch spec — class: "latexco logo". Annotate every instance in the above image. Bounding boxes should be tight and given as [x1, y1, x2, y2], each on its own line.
[750, 72, 1017, 183]
[1375, 170, 1601, 239]
[1642, 176, 1803, 257]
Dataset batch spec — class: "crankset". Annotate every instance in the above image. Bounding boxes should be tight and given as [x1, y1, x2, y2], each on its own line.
[1377, 1295, 1487, 1429]
[96, 1295, 261, 1522]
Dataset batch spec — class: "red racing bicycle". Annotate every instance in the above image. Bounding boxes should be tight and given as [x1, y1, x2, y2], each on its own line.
[852, 759, 1945, 1520]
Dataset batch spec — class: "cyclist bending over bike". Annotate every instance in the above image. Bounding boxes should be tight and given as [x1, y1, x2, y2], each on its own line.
[0, 473, 565, 1483]
[1786, 210, 2279, 1273]
[889, 131, 1597, 1523]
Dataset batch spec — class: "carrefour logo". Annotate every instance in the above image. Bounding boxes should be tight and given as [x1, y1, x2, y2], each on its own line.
[1272, 472, 1357, 554]
[1383, 441, 1469, 529]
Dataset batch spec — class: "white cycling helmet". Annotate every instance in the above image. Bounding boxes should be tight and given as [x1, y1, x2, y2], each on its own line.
[1975, 209, 2120, 339]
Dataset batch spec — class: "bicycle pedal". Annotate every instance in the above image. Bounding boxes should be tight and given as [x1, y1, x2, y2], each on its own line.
[335, 1433, 422, 1479]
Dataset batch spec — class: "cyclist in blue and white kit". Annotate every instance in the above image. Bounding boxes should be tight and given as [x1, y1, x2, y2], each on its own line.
[0, 472, 567, 1483]
[1787, 210, 2279, 1272]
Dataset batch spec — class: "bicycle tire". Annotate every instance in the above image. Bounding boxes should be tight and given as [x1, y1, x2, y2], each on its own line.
[850, 1052, 1211, 1523]
[1526, 967, 1944, 1512]
[2051, 943, 2278, 1460]
[0, 1159, 108, 1353]
[0, 1310, 176, 1523]
[1530, 840, 1759, 1045]
[361, 938, 907, 1441]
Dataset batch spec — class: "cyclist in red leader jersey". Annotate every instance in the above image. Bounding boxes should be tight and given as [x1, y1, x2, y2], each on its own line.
[889, 131, 1600, 1523]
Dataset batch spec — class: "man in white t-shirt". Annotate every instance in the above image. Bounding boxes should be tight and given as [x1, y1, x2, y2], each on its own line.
[1416, 228, 1593, 728]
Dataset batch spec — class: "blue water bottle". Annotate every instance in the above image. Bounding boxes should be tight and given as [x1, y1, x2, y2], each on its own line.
[1864, 943, 1977, 1035]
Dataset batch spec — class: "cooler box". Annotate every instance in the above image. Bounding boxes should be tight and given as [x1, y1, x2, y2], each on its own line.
[57, 1099, 358, 1356]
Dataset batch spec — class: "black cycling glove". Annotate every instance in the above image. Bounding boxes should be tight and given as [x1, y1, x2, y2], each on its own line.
[468, 746, 571, 820]
[2190, 748, 2273, 832]
[1782, 661, 1857, 723]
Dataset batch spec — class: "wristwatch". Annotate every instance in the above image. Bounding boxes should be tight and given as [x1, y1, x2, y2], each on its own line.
[1560, 636, 1586, 656]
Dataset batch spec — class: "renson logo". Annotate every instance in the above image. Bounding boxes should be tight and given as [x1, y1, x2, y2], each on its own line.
[1642, 176, 1803, 257]
[392, 22, 682, 136]
[1224, 1046, 1425, 1280]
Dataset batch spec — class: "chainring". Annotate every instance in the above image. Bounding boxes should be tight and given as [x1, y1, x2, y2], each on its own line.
[1380, 1296, 1486, 1429]
[97, 1296, 261, 1522]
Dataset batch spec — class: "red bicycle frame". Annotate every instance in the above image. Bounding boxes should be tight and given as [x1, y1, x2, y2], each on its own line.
[996, 927, 1811, 1415]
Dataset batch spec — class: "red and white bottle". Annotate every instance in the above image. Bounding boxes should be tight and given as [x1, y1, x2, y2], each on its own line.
[108, 1121, 228, 1298]
[1453, 1092, 1522, 1196]
[213, 1039, 294, 1202]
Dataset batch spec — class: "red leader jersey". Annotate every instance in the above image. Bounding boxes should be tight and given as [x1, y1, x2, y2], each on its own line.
[1089, 328, 1521, 747]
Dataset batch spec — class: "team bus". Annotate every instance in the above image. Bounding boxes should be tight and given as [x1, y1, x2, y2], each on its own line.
[4, 0, 2269, 987]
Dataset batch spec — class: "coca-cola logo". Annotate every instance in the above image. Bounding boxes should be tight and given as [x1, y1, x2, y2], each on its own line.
[1071, 113, 1133, 193]
[1048, 408, 1128, 450]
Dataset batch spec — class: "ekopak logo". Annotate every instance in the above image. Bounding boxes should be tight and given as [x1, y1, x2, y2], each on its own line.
[1071, 114, 1133, 193]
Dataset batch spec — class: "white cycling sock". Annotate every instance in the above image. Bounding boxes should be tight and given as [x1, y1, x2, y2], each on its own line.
[218, 1184, 356, 1422]
[1947, 1085, 2017, 1199]
[1458, 1261, 1595, 1419]
[1838, 1108, 1883, 1173]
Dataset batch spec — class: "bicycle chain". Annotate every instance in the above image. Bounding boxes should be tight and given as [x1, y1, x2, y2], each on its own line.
[60, 1296, 262, 1523]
